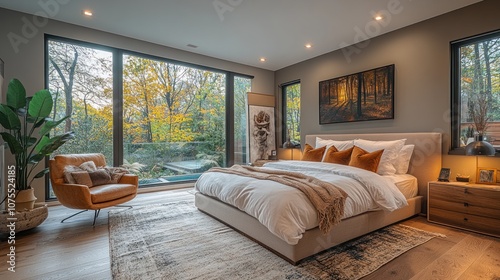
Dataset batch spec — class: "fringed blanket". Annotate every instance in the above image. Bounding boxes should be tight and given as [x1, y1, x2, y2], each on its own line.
[206, 165, 348, 234]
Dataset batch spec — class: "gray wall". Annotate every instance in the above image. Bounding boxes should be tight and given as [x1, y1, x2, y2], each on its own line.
[275, 0, 500, 180]
[0, 7, 275, 201]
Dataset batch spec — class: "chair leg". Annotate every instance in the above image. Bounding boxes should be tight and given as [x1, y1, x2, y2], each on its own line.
[92, 209, 101, 227]
[61, 209, 89, 223]
[62, 205, 133, 226]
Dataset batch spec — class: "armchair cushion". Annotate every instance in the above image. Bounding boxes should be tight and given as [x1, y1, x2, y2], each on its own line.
[90, 183, 137, 203]
[71, 169, 112, 187]
[63, 160, 100, 184]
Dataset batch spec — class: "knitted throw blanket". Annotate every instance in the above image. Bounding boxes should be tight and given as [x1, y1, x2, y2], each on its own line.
[206, 165, 348, 234]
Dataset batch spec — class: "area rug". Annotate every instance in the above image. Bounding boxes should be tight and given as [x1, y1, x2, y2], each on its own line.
[109, 201, 444, 280]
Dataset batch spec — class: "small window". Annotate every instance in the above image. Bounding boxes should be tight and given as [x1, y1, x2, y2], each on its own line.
[282, 81, 301, 144]
[451, 30, 500, 153]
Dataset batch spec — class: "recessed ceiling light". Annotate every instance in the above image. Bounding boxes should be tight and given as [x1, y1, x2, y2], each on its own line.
[375, 15, 383, 21]
[83, 10, 93, 17]
[305, 44, 312, 49]
[260, 58, 266, 62]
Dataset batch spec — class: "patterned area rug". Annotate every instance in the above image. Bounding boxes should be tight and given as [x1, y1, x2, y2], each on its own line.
[109, 201, 444, 280]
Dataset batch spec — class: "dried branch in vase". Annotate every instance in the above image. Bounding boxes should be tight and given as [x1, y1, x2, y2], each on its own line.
[469, 91, 490, 134]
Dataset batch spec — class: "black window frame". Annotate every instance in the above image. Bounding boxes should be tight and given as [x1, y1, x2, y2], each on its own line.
[280, 80, 301, 143]
[449, 29, 500, 155]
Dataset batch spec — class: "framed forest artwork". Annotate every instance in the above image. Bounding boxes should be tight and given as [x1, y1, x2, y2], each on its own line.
[319, 64, 395, 124]
[248, 105, 276, 163]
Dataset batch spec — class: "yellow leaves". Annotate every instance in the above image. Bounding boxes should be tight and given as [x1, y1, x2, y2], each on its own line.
[461, 77, 474, 84]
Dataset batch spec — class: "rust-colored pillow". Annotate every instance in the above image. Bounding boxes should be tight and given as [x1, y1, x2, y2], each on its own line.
[323, 146, 354, 165]
[301, 144, 326, 162]
[348, 146, 384, 173]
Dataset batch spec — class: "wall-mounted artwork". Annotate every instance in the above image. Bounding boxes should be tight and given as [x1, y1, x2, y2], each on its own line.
[319, 64, 395, 124]
[248, 105, 276, 163]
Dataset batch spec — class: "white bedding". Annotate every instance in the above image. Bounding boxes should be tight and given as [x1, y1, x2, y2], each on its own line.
[194, 160, 408, 245]
[384, 173, 418, 199]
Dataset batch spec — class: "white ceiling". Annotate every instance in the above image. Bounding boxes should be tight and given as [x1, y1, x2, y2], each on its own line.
[0, 0, 482, 71]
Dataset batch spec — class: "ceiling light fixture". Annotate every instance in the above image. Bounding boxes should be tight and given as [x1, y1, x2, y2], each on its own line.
[305, 44, 312, 49]
[83, 10, 93, 17]
[375, 15, 383, 21]
[260, 58, 266, 62]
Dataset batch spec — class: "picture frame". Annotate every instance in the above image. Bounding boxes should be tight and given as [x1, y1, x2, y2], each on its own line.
[319, 64, 394, 124]
[438, 168, 450, 182]
[476, 167, 497, 184]
[268, 150, 277, 160]
[248, 105, 276, 163]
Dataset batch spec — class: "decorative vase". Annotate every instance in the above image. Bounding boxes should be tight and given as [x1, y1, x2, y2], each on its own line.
[0, 203, 48, 233]
[15, 188, 37, 212]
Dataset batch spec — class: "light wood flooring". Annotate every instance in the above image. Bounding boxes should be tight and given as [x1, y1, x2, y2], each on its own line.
[1, 188, 500, 280]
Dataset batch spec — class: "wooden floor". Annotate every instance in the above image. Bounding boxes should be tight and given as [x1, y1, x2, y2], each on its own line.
[1, 188, 500, 280]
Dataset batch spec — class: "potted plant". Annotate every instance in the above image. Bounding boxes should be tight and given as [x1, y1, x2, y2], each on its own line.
[0, 78, 74, 211]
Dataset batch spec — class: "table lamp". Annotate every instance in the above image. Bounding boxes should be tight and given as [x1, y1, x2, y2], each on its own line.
[465, 135, 496, 183]
[465, 135, 496, 156]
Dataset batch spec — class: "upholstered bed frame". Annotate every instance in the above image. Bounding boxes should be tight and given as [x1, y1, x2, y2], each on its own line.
[195, 132, 442, 264]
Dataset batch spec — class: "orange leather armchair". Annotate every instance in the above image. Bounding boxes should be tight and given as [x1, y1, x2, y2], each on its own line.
[49, 153, 138, 225]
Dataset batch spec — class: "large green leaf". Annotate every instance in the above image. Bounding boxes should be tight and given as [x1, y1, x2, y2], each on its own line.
[0, 104, 21, 130]
[6, 78, 26, 109]
[34, 168, 49, 179]
[33, 118, 46, 128]
[34, 135, 50, 154]
[35, 132, 75, 155]
[39, 116, 69, 137]
[0, 132, 23, 155]
[29, 153, 46, 164]
[28, 89, 53, 118]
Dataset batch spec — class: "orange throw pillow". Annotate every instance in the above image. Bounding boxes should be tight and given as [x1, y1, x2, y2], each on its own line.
[323, 146, 354, 165]
[349, 146, 384, 173]
[301, 144, 326, 162]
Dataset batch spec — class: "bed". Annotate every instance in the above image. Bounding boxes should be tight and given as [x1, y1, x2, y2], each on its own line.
[194, 132, 442, 264]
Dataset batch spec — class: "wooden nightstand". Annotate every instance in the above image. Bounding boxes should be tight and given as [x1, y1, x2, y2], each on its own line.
[428, 181, 500, 237]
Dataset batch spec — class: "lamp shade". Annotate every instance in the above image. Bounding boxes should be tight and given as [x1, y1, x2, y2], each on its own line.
[465, 140, 496, 156]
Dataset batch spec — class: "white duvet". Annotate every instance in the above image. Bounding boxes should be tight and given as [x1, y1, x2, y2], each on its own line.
[194, 161, 408, 245]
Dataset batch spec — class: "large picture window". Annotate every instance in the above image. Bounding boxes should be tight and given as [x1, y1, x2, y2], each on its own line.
[46, 36, 251, 198]
[122, 54, 226, 184]
[451, 30, 500, 153]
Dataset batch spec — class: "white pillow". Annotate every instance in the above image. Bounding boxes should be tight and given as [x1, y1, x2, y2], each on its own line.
[395, 144, 415, 174]
[353, 138, 406, 175]
[315, 137, 354, 161]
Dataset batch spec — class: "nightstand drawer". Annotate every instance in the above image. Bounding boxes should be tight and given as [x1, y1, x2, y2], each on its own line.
[428, 197, 500, 219]
[465, 188, 500, 211]
[428, 184, 464, 203]
[429, 207, 500, 237]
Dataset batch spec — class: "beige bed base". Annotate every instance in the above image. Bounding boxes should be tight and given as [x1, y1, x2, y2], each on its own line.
[194, 132, 442, 264]
[196, 192, 421, 264]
